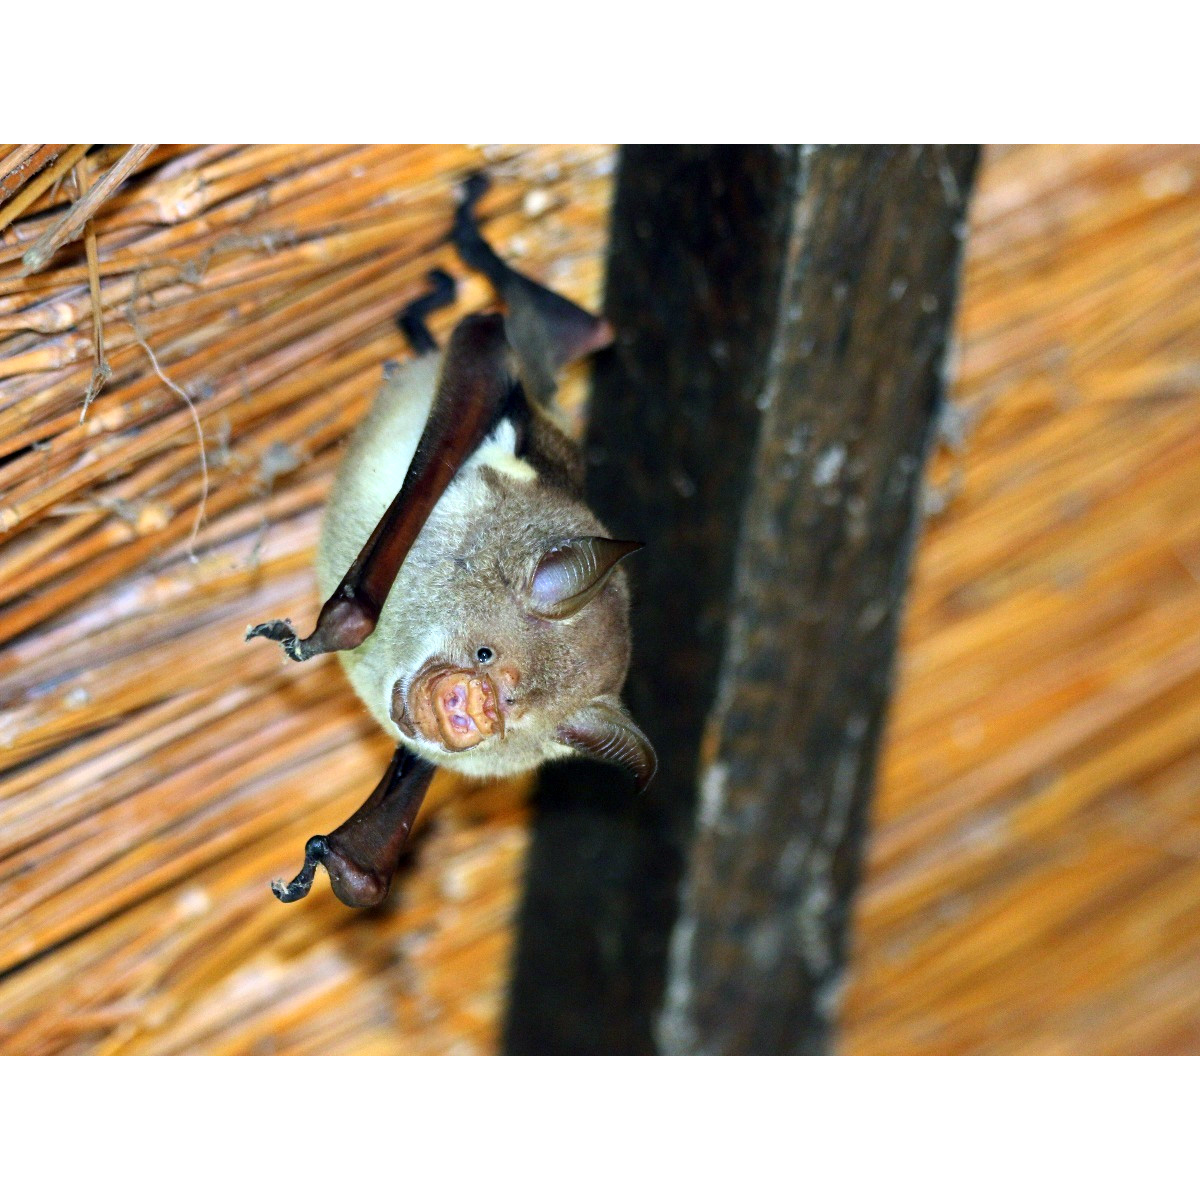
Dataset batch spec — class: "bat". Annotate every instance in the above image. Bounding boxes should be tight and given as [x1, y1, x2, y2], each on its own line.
[246, 173, 655, 908]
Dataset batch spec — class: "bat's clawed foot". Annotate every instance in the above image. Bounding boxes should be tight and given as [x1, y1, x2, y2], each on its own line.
[422, 267, 457, 307]
[270, 747, 436, 909]
[245, 619, 312, 662]
[397, 268, 460, 356]
[271, 836, 327, 902]
[270, 832, 392, 909]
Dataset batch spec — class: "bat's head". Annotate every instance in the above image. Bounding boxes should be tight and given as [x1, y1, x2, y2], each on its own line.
[389, 494, 655, 790]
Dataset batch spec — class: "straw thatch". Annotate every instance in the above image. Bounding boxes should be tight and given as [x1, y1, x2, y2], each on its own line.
[844, 145, 1200, 1053]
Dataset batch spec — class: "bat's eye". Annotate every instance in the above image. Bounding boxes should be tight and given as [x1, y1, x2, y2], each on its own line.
[475, 646, 494, 664]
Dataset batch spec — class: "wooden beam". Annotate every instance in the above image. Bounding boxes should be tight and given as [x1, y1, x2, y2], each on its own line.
[504, 145, 979, 1054]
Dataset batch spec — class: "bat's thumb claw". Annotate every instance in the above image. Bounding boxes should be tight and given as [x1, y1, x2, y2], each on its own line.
[246, 619, 317, 663]
[246, 619, 296, 646]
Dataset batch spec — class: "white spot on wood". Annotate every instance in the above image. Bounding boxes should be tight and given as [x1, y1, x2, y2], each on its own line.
[750, 922, 785, 970]
[657, 914, 699, 1054]
[812, 443, 846, 487]
[699, 761, 729, 829]
[857, 599, 888, 632]
[785, 427, 808, 457]
[814, 970, 847, 1021]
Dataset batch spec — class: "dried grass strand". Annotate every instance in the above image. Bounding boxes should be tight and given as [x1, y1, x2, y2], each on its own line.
[0, 144, 64, 202]
[75, 156, 111, 422]
[21, 144, 157, 277]
[0, 145, 90, 235]
[126, 281, 208, 558]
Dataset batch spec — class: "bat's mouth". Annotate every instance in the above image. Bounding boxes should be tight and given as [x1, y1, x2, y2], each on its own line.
[395, 661, 506, 752]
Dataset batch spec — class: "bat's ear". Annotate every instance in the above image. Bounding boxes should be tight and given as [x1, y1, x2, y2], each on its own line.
[556, 697, 657, 793]
[528, 537, 642, 619]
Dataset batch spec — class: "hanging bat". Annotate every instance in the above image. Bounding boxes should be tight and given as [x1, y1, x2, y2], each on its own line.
[247, 172, 655, 908]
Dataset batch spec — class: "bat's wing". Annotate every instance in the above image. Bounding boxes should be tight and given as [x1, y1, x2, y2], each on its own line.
[454, 172, 613, 409]
[272, 745, 436, 907]
[247, 309, 521, 661]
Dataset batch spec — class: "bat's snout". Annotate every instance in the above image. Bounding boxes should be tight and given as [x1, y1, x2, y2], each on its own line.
[434, 672, 501, 749]
[401, 662, 507, 752]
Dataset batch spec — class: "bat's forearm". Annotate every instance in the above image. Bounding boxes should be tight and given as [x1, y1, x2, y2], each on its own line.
[247, 313, 519, 662]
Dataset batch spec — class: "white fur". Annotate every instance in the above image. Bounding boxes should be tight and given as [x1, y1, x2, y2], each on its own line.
[473, 420, 539, 483]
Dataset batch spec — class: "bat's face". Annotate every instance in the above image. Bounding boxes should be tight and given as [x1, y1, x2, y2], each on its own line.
[384, 471, 652, 785]
[390, 535, 634, 771]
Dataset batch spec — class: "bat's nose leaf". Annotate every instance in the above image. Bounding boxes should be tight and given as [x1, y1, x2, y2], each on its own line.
[410, 666, 505, 751]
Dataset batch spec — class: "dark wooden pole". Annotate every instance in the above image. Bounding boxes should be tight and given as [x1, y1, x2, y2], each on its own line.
[504, 145, 979, 1054]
